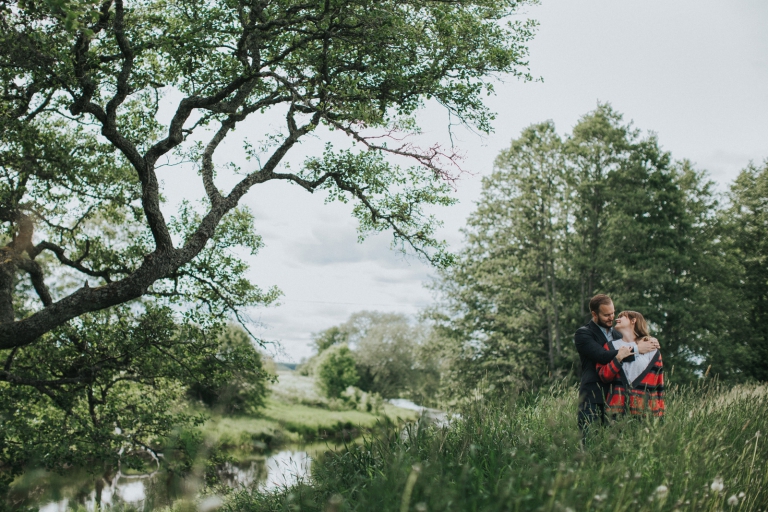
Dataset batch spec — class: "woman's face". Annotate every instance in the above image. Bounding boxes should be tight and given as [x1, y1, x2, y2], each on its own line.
[615, 314, 634, 332]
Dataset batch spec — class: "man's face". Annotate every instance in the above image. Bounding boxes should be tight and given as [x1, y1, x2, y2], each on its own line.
[591, 302, 615, 329]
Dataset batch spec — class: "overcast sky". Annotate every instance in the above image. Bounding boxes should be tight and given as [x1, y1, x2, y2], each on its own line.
[160, 0, 768, 362]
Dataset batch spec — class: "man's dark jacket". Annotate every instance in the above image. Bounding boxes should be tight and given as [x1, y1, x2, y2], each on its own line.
[574, 321, 622, 404]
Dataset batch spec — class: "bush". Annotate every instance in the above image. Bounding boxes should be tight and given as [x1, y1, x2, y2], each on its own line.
[316, 345, 359, 399]
[340, 386, 383, 413]
[188, 325, 272, 414]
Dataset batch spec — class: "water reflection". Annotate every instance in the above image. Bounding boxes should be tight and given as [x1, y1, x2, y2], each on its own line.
[11, 449, 315, 511]
[259, 451, 311, 491]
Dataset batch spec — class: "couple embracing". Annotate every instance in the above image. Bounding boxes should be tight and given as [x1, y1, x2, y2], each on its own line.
[574, 294, 665, 440]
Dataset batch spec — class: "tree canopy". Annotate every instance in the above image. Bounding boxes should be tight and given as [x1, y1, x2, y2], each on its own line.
[0, 0, 537, 348]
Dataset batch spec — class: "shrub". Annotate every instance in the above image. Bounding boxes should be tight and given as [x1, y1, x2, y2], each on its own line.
[188, 325, 272, 414]
[316, 345, 359, 399]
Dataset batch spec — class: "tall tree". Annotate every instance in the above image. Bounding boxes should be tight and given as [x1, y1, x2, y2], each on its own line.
[568, 105, 724, 377]
[430, 121, 571, 396]
[718, 161, 768, 381]
[566, 104, 635, 319]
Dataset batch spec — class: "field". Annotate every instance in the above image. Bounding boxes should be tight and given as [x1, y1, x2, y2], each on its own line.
[224, 380, 768, 512]
[202, 371, 418, 451]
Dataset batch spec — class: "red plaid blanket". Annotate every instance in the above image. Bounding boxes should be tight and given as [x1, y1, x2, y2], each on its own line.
[596, 341, 665, 417]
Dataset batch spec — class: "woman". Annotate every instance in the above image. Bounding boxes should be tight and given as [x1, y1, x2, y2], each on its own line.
[596, 310, 665, 418]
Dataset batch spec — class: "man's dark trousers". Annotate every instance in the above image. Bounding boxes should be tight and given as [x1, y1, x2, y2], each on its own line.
[574, 320, 621, 442]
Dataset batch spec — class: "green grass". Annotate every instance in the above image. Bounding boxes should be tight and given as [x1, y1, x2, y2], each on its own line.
[201, 372, 418, 451]
[224, 381, 768, 512]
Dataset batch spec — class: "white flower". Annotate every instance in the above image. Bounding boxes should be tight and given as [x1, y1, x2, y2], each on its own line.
[594, 493, 607, 502]
[655, 485, 669, 497]
[711, 477, 724, 493]
[738, 492, 746, 498]
[727, 495, 739, 506]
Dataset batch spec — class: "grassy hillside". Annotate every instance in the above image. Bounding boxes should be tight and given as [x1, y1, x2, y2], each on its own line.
[225, 381, 768, 511]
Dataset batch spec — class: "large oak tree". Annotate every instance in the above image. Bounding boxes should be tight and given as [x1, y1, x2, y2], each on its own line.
[0, 0, 538, 488]
[0, 0, 537, 346]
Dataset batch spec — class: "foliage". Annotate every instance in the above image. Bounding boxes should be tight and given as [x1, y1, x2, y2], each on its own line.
[0, 203, 275, 489]
[0, 0, 538, 348]
[717, 161, 768, 382]
[340, 387, 383, 414]
[346, 312, 425, 399]
[429, 104, 732, 400]
[188, 324, 272, 415]
[316, 345, 360, 399]
[225, 381, 768, 512]
[0, 306, 209, 496]
[304, 311, 442, 403]
[313, 326, 349, 354]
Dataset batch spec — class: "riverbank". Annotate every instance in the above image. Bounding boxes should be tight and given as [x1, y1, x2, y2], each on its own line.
[202, 396, 417, 452]
[202, 370, 418, 453]
[6, 369, 419, 510]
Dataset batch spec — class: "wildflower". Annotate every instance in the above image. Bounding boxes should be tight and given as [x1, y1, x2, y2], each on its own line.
[594, 493, 607, 502]
[655, 485, 669, 497]
[711, 477, 724, 493]
[727, 495, 739, 506]
[738, 492, 746, 498]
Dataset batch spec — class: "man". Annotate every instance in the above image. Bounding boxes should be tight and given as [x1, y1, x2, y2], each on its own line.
[574, 294, 659, 440]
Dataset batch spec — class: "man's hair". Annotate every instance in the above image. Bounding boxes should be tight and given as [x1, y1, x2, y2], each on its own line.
[589, 294, 613, 314]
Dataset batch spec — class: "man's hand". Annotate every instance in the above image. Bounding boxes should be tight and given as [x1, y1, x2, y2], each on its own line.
[616, 345, 633, 361]
[637, 337, 660, 354]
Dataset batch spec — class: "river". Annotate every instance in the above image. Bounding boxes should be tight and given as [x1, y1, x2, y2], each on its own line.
[8, 446, 318, 511]
[8, 399, 441, 511]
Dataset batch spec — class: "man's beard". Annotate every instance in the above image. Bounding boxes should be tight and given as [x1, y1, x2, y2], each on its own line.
[597, 318, 613, 329]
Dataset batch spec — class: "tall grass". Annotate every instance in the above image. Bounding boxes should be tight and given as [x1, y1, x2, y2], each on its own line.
[225, 381, 768, 511]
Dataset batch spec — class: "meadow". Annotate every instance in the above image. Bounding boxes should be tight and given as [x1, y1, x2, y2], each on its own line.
[201, 371, 416, 452]
[224, 380, 768, 512]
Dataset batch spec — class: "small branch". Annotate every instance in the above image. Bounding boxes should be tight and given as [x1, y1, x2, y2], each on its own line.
[3, 348, 18, 372]
[184, 273, 262, 343]
[326, 118, 465, 181]
[32, 241, 131, 283]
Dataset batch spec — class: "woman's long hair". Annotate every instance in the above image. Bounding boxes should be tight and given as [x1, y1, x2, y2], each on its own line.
[618, 310, 650, 340]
